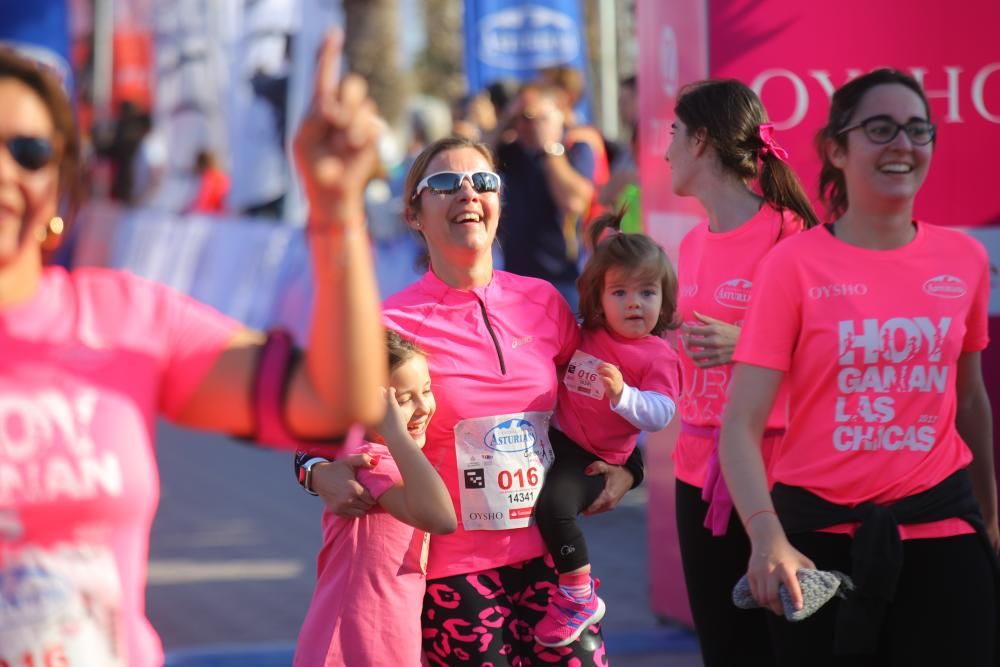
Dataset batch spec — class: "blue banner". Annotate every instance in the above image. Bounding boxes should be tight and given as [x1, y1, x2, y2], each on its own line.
[0, 0, 72, 90]
[463, 0, 589, 104]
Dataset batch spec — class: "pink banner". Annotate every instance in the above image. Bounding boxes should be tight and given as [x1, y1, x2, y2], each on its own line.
[636, 0, 709, 263]
[709, 0, 1000, 228]
[637, 0, 709, 628]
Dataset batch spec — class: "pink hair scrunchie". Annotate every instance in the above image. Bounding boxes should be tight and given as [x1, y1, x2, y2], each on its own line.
[758, 123, 790, 163]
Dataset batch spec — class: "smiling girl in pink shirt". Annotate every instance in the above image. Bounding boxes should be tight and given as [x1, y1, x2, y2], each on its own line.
[295, 331, 455, 667]
[721, 69, 997, 666]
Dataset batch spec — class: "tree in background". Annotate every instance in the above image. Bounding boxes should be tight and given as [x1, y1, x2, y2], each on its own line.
[344, 0, 405, 126]
[583, 0, 638, 138]
[347, 0, 638, 128]
[413, 0, 465, 104]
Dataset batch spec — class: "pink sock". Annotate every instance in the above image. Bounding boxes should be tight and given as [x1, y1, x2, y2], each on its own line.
[558, 572, 592, 600]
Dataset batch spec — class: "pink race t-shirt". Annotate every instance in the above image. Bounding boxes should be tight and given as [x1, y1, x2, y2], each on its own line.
[734, 222, 989, 539]
[383, 270, 579, 580]
[0, 267, 240, 667]
[673, 206, 803, 486]
[295, 441, 427, 667]
[555, 327, 678, 465]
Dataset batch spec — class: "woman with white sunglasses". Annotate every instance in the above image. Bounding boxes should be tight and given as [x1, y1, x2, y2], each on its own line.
[310, 136, 642, 665]
[0, 32, 386, 667]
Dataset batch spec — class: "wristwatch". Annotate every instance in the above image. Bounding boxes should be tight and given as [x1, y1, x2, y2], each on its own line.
[298, 456, 329, 496]
[543, 141, 566, 157]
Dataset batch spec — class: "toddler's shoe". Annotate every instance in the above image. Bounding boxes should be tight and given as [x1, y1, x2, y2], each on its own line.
[534, 579, 606, 647]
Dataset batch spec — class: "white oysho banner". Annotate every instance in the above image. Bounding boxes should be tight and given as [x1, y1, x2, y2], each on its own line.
[72, 205, 315, 342]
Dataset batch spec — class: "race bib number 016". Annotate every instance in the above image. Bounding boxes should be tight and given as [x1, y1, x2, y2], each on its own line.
[454, 412, 554, 530]
[564, 350, 606, 400]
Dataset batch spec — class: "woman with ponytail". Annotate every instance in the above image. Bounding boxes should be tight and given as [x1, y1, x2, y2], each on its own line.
[666, 78, 818, 666]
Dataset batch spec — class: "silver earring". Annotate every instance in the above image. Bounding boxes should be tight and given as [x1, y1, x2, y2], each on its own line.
[415, 222, 422, 229]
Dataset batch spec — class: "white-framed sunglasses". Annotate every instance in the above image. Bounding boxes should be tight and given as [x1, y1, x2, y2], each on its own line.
[411, 171, 501, 200]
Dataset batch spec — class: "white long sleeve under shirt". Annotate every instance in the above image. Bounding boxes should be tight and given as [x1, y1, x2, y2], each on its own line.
[610, 383, 676, 432]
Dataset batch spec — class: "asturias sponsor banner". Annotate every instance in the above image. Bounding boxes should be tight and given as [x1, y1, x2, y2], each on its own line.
[463, 0, 588, 95]
[0, 0, 72, 90]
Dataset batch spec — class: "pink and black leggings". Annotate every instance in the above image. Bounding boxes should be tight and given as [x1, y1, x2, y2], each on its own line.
[421, 554, 609, 666]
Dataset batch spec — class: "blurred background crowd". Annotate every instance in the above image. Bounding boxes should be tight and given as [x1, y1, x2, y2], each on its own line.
[14, 0, 642, 305]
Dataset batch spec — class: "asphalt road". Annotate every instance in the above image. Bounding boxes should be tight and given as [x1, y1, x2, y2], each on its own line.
[147, 420, 703, 666]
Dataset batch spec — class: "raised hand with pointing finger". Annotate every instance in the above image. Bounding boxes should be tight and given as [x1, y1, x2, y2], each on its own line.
[289, 26, 387, 432]
[293, 28, 384, 229]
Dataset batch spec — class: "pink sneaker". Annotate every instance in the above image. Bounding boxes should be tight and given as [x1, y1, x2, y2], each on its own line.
[534, 580, 606, 648]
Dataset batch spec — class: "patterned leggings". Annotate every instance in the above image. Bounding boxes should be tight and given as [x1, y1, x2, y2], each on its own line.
[421, 554, 609, 666]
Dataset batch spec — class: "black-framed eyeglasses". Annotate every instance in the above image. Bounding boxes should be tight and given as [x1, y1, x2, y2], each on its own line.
[836, 115, 936, 146]
[3, 136, 54, 171]
[411, 171, 501, 200]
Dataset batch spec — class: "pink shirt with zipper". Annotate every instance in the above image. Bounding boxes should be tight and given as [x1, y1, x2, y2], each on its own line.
[383, 269, 580, 579]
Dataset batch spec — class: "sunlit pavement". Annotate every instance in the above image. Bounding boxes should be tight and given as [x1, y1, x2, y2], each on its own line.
[149, 421, 703, 666]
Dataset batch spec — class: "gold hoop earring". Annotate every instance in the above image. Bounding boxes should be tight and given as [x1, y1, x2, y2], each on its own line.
[36, 217, 65, 251]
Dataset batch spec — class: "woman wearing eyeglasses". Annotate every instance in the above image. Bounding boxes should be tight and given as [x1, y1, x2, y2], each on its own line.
[309, 135, 639, 665]
[720, 68, 998, 665]
[0, 35, 387, 667]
